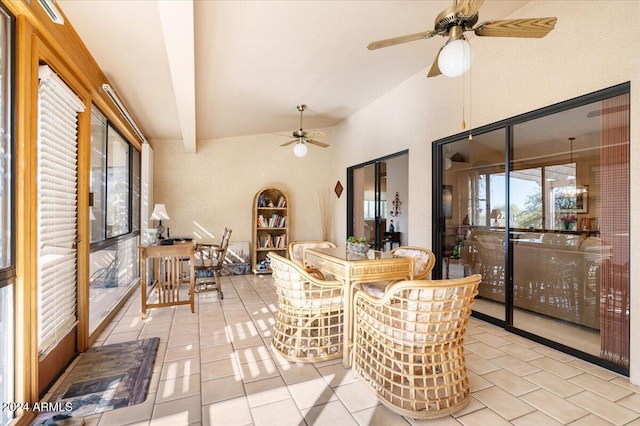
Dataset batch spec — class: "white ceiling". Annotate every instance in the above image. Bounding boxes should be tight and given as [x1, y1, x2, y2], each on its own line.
[57, 0, 532, 153]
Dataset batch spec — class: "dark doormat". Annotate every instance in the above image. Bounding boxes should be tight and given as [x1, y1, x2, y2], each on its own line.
[34, 337, 160, 422]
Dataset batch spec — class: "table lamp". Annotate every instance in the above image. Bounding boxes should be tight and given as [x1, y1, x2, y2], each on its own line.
[150, 203, 170, 239]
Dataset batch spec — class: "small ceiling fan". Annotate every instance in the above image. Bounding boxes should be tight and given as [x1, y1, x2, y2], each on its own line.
[280, 104, 329, 157]
[367, 0, 557, 78]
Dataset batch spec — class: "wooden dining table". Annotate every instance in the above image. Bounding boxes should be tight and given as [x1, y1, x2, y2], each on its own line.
[304, 246, 414, 367]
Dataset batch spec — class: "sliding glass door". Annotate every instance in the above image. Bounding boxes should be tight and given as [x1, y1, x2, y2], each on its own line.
[439, 130, 507, 321]
[434, 84, 630, 373]
[348, 151, 408, 250]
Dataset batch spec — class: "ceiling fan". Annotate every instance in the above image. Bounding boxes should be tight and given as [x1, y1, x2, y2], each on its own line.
[367, 0, 557, 78]
[280, 105, 329, 157]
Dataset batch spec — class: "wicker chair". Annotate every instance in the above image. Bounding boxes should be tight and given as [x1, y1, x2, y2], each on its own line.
[193, 228, 232, 298]
[360, 246, 436, 297]
[352, 274, 481, 419]
[288, 240, 337, 279]
[269, 252, 344, 362]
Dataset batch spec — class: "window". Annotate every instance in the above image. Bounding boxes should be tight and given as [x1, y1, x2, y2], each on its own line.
[36, 65, 84, 357]
[88, 110, 141, 332]
[106, 125, 130, 238]
[0, 6, 13, 424]
[89, 107, 106, 243]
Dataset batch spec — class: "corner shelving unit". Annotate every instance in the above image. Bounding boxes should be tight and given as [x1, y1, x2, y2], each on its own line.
[252, 187, 289, 274]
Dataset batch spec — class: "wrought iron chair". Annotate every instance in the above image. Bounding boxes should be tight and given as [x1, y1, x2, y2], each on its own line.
[193, 228, 232, 298]
[268, 251, 344, 362]
[352, 274, 481, 419]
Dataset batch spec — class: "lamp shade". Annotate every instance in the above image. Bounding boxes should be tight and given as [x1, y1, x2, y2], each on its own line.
[150, 203, 170, 221]
[438, 38, 472, 78]
[293, 141, 308, 157]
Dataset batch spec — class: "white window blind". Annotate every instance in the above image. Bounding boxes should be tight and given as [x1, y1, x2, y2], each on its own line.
[37, 65, 85, 357]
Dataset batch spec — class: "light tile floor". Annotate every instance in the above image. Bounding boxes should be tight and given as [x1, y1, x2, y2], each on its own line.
[46, 273, 640, 426]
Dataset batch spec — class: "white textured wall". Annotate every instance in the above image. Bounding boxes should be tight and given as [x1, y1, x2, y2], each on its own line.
[330, 1, 640, 382]
[152, 129, 335, 245]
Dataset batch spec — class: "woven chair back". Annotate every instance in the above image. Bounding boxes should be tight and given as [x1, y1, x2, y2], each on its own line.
[352, 274, 481, 419]
[288, 240, 336, 266]
[390, 246, 436, 279]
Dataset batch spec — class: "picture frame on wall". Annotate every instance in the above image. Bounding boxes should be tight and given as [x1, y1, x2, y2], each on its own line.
[555, 185, 588, 214]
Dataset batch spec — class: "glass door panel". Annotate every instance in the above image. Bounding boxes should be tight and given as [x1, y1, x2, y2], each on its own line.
[511, 93, 629, 363]
[353, 163, 385, 249]
[349, 152, 407, 250]
[440, 129, 506, 321]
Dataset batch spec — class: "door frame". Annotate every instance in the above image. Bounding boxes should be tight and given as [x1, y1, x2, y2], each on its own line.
[346, 150, 408, 249]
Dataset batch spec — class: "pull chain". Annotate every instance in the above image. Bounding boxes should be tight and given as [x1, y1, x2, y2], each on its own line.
[468, 64, 473, 140]
[461, 67, 466, 130]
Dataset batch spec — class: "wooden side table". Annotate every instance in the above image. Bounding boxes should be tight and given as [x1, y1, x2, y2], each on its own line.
[140, 242, 195, 318]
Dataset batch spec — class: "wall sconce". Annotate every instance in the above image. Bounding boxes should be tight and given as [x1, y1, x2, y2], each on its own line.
[390, 192, 402, 217]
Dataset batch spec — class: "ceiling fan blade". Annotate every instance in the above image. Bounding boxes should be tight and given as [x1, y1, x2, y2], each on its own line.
[367, 30, 438, 50]
[427, 45, 444, 78]
[454, 0, 485, 19]
[306, 139, 330, 148]
[305, 131, 326, 139]
[280, 139, 297, 147]
[474, 17, 557, 38]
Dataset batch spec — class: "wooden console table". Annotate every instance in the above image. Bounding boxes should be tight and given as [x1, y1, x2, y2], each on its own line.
[383, 231, 401, 251]
[140, 242, 195, 318]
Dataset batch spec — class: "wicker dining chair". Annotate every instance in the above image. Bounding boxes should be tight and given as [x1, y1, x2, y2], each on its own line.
[268, 251, 344, 362]
[359, 246, 436, 297]
[193, 228, 232, 298]
[288, 240, 337, 280]
[352, 274, 481, 419]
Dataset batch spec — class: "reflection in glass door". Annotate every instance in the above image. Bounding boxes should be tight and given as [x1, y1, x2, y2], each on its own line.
[439, 129, 507, 321]
[511, 93, 630, 364]
[348, 151, 407, 251]
[435, 84, 630, 372]
[352, 163, 386, 249]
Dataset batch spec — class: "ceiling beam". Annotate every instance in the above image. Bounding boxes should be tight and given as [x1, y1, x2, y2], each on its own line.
[157, 0, 197, 153]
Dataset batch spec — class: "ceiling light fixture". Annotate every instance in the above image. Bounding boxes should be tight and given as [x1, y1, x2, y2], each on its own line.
[293, 141, 308, 157]
[437, 28, 472, 78]
[38, 0, 64, 25]
[102, 84, 148, 144]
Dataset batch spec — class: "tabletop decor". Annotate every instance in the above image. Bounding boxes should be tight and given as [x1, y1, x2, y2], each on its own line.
[346, 236, 369, 254]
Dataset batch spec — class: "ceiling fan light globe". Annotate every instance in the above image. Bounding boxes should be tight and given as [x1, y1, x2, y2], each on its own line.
[438, 38, 472, 78]
[293, 142, 308, 157]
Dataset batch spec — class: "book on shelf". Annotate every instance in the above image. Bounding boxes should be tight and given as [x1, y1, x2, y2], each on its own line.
[256, 233, 287, 249]
[277, 196, 287, 208]
[258, 194, 276, 208]
[257, 214, 286, 228]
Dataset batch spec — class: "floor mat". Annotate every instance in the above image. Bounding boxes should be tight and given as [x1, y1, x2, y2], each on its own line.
[39, 337, 160, 419]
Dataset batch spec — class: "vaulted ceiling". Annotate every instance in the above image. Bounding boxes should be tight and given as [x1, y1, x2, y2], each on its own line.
[57, 0, 531, 153]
